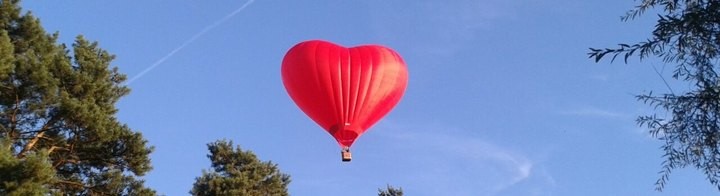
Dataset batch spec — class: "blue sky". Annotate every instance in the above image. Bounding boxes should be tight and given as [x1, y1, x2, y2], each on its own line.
[19, 0, 719, 195]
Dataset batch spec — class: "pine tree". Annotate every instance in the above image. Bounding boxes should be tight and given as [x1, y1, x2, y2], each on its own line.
[0, 0, 155, 195]
[190, 140, 290, 196]
[378, 185, 403, 196]
[0, 139, 54, 196]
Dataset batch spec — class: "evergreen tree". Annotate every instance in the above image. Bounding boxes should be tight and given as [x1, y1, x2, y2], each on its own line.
[0, 139, 54, 196]
[0, 0, 155, 195]
[378, 185, 403, 196]
[590, 0, 720, 191]
[190, 140, 290, 196]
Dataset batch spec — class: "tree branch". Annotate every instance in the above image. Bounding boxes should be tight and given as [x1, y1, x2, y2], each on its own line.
[17, 131, 45, 158]
[53, 157, 79, 168]
[17, 117, 58, 158]
[8, 91, 19, 140]
[56, 180, 86, 188]
[47, 145, 66, 154]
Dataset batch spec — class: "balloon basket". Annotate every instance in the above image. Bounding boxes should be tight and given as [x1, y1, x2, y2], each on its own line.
[341, 149, 352, 162]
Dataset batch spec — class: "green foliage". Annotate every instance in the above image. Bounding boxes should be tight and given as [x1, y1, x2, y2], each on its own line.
[0, 139, 55, 195]
[378, 185, 403, 196]
[0, 0, 155, 195]
[589, 0, 720, 191]
[190, 140, 290, 196]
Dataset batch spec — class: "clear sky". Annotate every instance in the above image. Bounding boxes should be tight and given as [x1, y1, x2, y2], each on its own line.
[19, 0, 719, 195]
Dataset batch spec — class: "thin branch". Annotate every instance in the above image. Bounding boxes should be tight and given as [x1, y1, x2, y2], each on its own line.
[18, 126, 60, 134]
[47, 145, 66, 154]
[653, 64, 676, 95]
[53, 158, 79, 168]
[56, 180, 86, 188]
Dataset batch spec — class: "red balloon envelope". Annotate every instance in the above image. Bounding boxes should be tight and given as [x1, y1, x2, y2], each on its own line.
[282, 40, 408, 151]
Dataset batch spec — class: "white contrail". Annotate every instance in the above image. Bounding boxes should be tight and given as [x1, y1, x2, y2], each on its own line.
[126, 0, 255, 85]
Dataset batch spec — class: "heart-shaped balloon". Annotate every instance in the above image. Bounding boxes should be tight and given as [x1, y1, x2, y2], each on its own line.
[282, 40, 408, 148]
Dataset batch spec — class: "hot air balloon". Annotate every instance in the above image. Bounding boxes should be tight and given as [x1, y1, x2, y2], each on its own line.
[281, 40, 408, 162]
